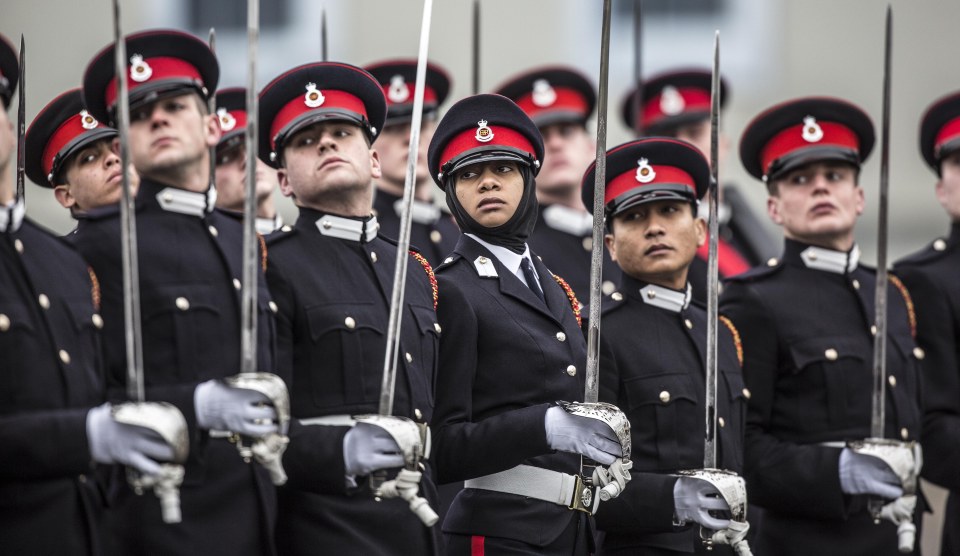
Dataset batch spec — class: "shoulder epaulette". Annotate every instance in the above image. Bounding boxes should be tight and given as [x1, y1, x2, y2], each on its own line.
[894, 238, 949, 268]
[888, 274, 917, 339]
[719, 315, 743, 366]
[724, 257, 784, 283]
[409, 250, 438, 310]
[552, 274, 582, 327]
[87, 266, 101, 312]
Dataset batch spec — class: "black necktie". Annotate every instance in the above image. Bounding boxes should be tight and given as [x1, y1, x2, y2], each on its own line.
[520, 257, 545, 303]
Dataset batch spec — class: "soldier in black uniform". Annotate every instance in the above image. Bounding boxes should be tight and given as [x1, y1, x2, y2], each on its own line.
[623, 70, 778, 303]
[78, 30, 282, 555]
[365, 59, 459, 266]
[213, 88, 283, 234]
[495, 66, 620, 300]
[427, 93, 627, 556]
[0, 34, 179, 554]
[25, 88, 138, 219]
[257, 61, 442, 555]
[894, 91, 960, 556]
[581, 138, 746, 555]
[721, 97, 924, 555]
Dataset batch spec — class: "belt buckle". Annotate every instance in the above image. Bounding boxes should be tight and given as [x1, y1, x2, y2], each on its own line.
[567, 475, 596, 515]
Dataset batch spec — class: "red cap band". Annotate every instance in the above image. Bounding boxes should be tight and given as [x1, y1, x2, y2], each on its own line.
[382, 83, 437, 107]
[270, 89, 368, 151]
[439, 124, 536, 172]
[606, 164, 696, 206]
[935, 116, 960, 155]
[642, 87, 711, 128]
[217, 108, 247, 135]
[104, 56, 204, 108]
[42, 112, 103, 180]
[514, 87, 589, 120]
[760, 120, 860, 176]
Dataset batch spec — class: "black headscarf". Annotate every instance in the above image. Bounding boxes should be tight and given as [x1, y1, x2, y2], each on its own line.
[443, 164, 539, 254]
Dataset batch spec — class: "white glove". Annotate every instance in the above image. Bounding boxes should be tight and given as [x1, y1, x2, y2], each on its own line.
[86, 403, 177, 476]
[838, 448, 904, 500]
[673, 475, 732, 530]
[194, 379, 278, 437]
[343, 421, 406, 477]
[544, 406, 623, 465]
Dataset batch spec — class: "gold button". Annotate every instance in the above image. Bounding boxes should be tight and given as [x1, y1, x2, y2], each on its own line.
[163, 193, 174, 203]
[208, 225, 219, 237]
[0, 314, 9, 332]
[281, 225, 293, 232]
[78, 474, 87, 484]
[900, 427, 909, 440]
[888, 375, 897, 388]
[611, 292, 623, 301]
[59, 349, 71, 364]
[92, 314, 104, 329]
[370, 251, 378, 263]
[414, 408, 423, 420]
[175, 297, 190, 311]
[824, 348, 838, 361]
[14, 239, 24, 254]
[405, 352, 413, 363]
[322, 221, 332, 230]
[934, 239, 947, 251]
[852, 279, 861, 290]
[38, 294, 50, 309]
[808, 252, 818, 261]
[645, 289, 657, 300]
[719, 417, 726, 428]
[556, 332, 567, 342]
[685, 319, 693, 330]
[913, 347, 925, 360]
[659, 390, 671, 403]
[742, 387, 751, 399]
[233, 278, 242, 290]
[269, 301, 279, 314]
[344, 316, 356, 329]
[566, 365, 577, 376]
[870, 325, 877, 336]
[478, 256, 489, 264]
[582, 237, 592, 251]
[434, 323, 442, 334]
[602, 281, 616, 295]
[766, 257, 778, 267]
[430, 230, 442, 244]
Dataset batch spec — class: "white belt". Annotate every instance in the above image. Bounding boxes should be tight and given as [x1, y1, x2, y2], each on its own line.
[463, 464, 597, 513]
[819, 441, 847, 448]
[299, 415, 357, 427]
[209, 429, 233, 438]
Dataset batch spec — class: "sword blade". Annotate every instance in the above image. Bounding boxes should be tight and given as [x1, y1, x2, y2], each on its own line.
[632, 0, 643, 136]
[379, 0, 435, 416]
[472, 0, 480, 95]
[113, 0, 145, 402]
[320, 7, 328, 62]
[15, 35, 25, 203]
[584, 0, 613, 404]
[704, 31, 721, 470]
[207, 28, 216, 192]
[240, 0, 260, 375]
[870, 5, 892, 439]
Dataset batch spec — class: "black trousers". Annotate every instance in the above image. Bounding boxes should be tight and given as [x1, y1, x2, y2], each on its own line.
[445, 513, 592, 556]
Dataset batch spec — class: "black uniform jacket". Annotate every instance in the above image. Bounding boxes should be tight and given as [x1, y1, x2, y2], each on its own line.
[74, 178, 278, 556]
[596, 275, 745, 555]
[265, 207, 441, 556]
[527, 203, 620, 302]
[432, 234, 589, 547]
[373, 187, 459, 267]
[895, 222, 960, 555]
[720, 239, 924, 556]
[0, 218, 106, 555]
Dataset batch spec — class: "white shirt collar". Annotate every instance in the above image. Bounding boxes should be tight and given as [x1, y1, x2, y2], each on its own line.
[638, 283, 692, 313]
[0, 199, 25, 233]
[393, 198, 441, 225]
[156, 187, 217, 217]
[465, 233, 538, 284]
[542, 204, 594, 236]
[316, 213, 379, 243]
[256, 214, 283, 235]
[800, 244, 860, 274]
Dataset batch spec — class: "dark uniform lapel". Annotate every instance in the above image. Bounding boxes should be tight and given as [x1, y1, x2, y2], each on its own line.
[532, 253, 573, 326]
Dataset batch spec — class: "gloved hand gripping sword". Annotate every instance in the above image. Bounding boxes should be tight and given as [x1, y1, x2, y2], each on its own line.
[366, 0, 440, 527]
[110, 0, 190, 523]
[672, 33, 752, 556]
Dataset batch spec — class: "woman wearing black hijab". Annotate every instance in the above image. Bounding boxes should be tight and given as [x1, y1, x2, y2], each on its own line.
[427, 94, 626, 556]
